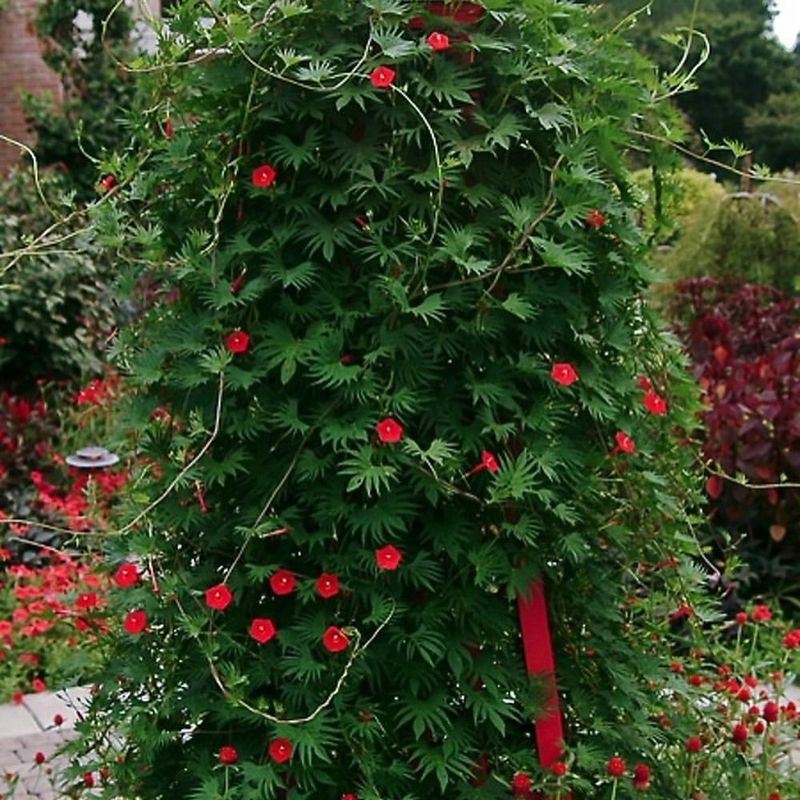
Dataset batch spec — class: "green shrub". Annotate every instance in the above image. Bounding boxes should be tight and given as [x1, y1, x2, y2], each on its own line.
[51, 2, 796, 799]
[0, 168, 118, 388]
[653, 176, 800, 291]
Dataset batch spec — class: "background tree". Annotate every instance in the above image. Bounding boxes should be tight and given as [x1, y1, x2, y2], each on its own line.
[584, 0, 800, 170]
[22, 0, 137, 199]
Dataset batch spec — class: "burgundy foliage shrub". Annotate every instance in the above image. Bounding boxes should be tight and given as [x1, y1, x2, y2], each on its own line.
[670, 279, 800, 579]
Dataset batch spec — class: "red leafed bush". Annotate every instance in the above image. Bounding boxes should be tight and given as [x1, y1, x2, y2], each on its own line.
[670, 278, 800, 575]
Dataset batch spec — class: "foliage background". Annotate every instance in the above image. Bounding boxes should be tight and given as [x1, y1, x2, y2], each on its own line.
[586, 0, 800, 171]
[60, 1, 799, 800]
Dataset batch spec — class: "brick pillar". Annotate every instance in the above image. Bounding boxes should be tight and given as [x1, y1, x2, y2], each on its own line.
[0, 0, 63, 174]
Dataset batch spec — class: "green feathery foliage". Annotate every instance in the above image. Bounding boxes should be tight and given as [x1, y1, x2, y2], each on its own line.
[64, 2, 798, 799]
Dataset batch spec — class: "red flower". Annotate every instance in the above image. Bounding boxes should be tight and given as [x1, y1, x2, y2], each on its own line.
[124, 610, 148, 635]
[375, 545, 403, 570]
[669, 603, 693, 623]
[469, 449, 500, 475]
[763, 701, 780, 723]
[100, 174, 116, 192]
[251, 163, 278, 188]
[606, 756, 626, 778]
[481, 450, 500, 472]
[205, 583, 233, 611]
[53, 714, 64, 726]
[269, 569, 296, 596]
[732, 723, 749, 744]
[783, 629, 800, 648]
[341, 795, 358, 800]
[316, 573, 340, 599]
[31, 677, 47, 693]
[369, 66, 396, 88]
[226, 330, 251, 354]
[551, 362, 578, 386]
[615, 432, 635, 454]
[643, 391, 667, 415]
[322, 625, 350, 653]
[551, 762, 568, 777]
[585, 209, 606, 229]
[219, 745, 239, 765]
[511, 773, 532, 797]
[76, 592, 99, 610]
[426, 31, 450, 51]
[249, 618, 277, 645]
[632, 763, 651, 791]
[376, 417, 404, 443]
[751, 604, 772, 623]
[637, 375, 652, 391]
[84, 773, 95, 787]
[268, 738, 293, 764]
[34, 752, 46, 765]
[113, 563, 140, 589]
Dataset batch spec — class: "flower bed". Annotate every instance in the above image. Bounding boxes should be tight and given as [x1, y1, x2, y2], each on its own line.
[0, 377, 124, 701]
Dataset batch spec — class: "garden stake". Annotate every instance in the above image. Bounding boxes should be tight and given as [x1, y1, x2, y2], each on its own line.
[518, 578, 572, 800]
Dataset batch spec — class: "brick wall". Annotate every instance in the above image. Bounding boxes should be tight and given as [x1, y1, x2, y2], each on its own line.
[0, 0, 63, 174]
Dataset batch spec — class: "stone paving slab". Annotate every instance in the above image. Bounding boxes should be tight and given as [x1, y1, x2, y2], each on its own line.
[0, 688, 90, 799]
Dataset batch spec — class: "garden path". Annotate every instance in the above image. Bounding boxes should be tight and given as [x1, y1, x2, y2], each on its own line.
[0, 684, 798, 797]
[0, 687, 90, 799]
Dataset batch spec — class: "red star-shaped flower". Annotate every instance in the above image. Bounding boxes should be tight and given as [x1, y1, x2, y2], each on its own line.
[113, 563, 140, 589]
[467, 450, 500, 476]
[375, 544, 403, 571]
[268, 738, 293, 764]
[219, 746, 238, 765]
[205, 583, 233, 611]
[369, 66, 396, 88]
[426, 31, 450, 51]
[249, 617, 277, 644]
[551, 362, 578, 386]
[376, 417, 404, 443]
[585, 209, 606, 229]
[251, 163, 277, 189]
[481, 450, 500, 472]
[269, 569, 296, 596]
[123, 609, 148, 635]
[316, 573, 340, 599]
[226, 330, 250, 354]
[322, 625, 350, 653]
[643, 391, 667, 415]
[615, 432, 635, 454]
[100, 174, 116, 192]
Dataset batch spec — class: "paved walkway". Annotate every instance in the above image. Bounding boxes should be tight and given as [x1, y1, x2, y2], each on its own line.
[0, 687, 91, 799]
